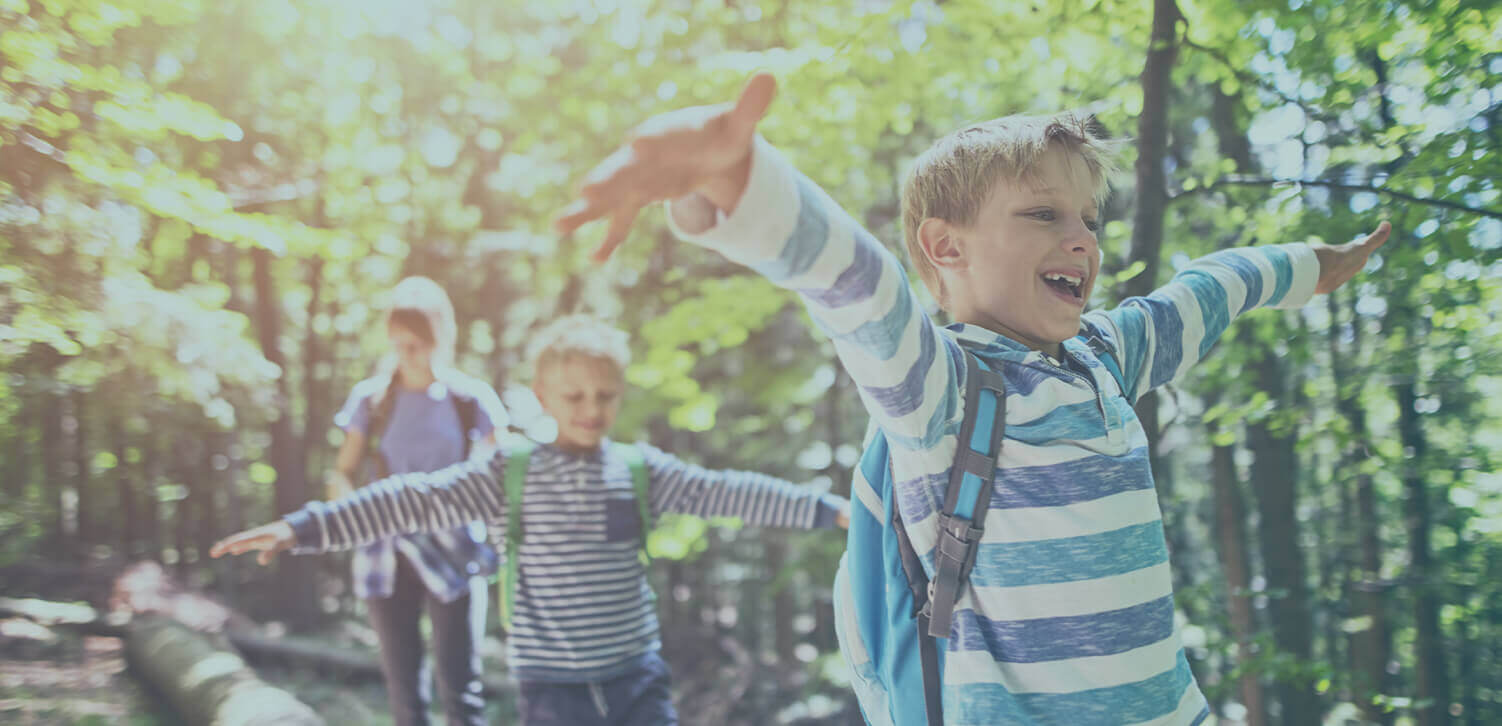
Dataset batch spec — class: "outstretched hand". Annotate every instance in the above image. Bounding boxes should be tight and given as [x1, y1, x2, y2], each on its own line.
[554, 72, 777, 263]
[1313, 221, 1390, 294]
[209, 521, 295, 566]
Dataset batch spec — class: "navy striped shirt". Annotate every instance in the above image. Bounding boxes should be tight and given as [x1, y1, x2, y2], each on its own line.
[286, 438, 843, 681]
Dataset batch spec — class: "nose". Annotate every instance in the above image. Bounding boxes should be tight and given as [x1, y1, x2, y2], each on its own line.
[1064, 217, 1098, 257]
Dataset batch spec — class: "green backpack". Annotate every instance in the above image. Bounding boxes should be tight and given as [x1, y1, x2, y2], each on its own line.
[497, 441, 649, 631]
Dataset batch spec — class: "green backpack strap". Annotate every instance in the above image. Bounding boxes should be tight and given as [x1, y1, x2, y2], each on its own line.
[498, 440, 534, 632]
[612, 442, 651, 561]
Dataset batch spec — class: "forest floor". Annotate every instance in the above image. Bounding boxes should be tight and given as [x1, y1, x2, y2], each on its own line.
[0, 624, 173, 726]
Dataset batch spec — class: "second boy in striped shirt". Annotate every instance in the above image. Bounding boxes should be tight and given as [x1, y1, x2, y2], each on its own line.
[213, 314, 849, 726]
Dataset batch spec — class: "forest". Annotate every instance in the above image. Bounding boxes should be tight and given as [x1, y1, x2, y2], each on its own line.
[1, 0, 1499, 724]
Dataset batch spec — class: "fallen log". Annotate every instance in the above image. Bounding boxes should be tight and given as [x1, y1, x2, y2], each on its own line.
[125, 614, 324, 726]
[225, 627, 516, 698]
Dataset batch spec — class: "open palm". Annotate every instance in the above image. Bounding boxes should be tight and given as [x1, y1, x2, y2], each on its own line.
[555, 72, 776, 262]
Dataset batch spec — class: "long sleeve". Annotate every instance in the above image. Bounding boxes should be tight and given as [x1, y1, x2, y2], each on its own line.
[667, 137, 964, 455]
[1087, 244, 1320, 403]
[638, 442, 842, 529]
[284, 449, 510, 554]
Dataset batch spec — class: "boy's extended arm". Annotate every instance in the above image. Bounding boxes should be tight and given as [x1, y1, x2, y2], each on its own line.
[282, 451, 509, 554]
[666, 139, 962, 453]
[1088, 244, 1319, 403]
[640, 443, 846, 529]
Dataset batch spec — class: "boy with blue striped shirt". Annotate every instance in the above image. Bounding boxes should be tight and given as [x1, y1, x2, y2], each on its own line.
[554, 73, 1390, 725]
[213, 315, 849, 725]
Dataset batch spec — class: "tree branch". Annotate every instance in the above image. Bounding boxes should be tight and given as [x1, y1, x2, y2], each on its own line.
[1171, 176, 1502, 219]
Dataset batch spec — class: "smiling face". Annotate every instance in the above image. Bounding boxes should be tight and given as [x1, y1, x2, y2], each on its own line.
[928, 146, 1101, 356]
[532, 353, 624, 455]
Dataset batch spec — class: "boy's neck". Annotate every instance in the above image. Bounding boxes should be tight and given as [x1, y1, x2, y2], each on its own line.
[954, 311, 1062, 359]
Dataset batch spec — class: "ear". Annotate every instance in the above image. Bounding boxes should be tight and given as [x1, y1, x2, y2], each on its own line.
[917, 217, 967, 271]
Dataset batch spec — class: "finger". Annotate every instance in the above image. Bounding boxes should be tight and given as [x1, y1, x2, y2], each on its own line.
[590, 205, 642, 263]
[555, 197, 608, 236]
[211, 535, 251, 558]
[257, 550, 276, 567]
[728, 72, 777, 135]
[1363, 221, 1391, 250]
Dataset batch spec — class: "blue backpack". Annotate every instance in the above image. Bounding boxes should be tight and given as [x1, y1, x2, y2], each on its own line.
[833, 338, 1125, 725]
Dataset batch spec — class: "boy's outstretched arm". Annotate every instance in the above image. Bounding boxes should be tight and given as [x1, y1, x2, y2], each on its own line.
[557, 74, 964, 456]
[637, 443, 848, 530]
[210, 452, 512, 565]
[1094, 222, 1390, 402]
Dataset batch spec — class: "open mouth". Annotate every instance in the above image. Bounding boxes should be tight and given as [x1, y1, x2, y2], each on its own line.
[1041, 271, 1085, 302]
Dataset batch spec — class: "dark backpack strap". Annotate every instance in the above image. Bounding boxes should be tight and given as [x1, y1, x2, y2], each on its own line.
[925, 348, 1006, 638]
[889, 346, 1007, 726]
[1084, 331, 1128, 396]
[890, 499, 943, 726]
[451, 392, 480, 459]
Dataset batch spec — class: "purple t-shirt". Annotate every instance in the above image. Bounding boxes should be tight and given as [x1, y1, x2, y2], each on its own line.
[338, 380, 499, 476]
[334, 374, 506, 601]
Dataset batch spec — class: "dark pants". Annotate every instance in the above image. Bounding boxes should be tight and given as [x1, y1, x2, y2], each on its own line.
[365, 555, 488, 726]
[518, 652, 678, 726]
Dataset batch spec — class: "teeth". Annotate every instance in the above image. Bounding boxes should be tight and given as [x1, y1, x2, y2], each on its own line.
[1043, 272, 1083, 287]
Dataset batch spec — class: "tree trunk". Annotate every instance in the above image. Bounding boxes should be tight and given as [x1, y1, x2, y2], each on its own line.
[8, 387, 29, 498]
[1394, 377, 1450, 725]
[1328, 291, 1392, 724]
[251, 247, 317, 628]
[1246, 329, 1319, 725]
[1208, 410, 1267, 726]
[1124, 0, 1185, 609]
[299, 256, 326, 493]
[142, 428, 163, 562]
[70, 392, 92, 556]
[196, 432, 220, 581]
[174, 440, 193, 580]
[1125, 0, 1179, 303]
[125, 615, 324, 726]
[42, 383, 67, 557]
[112, 415, 138, 558]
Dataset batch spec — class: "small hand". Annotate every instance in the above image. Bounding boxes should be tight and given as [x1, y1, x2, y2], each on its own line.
[554, 72, 777, 263]
[325, 471, 355, 501]
[836, 507, 850, 530]
[1313, 221, 1390, 294]
[209, 521, 295, 566]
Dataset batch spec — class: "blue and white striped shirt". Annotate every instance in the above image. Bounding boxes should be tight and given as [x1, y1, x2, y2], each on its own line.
[666, 138, 1319, 725]
[286, 438, 844, 682]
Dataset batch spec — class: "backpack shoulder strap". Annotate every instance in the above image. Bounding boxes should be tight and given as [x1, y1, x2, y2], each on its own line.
[1083, 330, 1129, 396]
[451, 392, 480, 459]
[498, 440, 534, 632]
[886, 346, 1006, 726]
[925, 346, 1006, 638]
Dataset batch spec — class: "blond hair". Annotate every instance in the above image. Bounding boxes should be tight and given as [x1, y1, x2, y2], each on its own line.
[528, 315, 631, 381]
[900, 112, 1122, 308]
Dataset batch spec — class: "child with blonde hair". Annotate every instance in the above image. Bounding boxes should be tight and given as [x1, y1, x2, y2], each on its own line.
[215, 313, 850, 726]
[555, 73, 1389, 725]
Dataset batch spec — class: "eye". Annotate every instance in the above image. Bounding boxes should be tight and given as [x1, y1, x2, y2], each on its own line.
[564, 393, 583, 403]
[1083, 218, 1100, 232]
[1027, 208, 1056, 222]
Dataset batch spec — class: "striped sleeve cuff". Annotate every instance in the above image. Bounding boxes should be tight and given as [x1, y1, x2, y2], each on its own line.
[284, 504, 330, 554]
[813, 493, 849, 529]
[664, 136, 803, 273]
[1268, 242, 1319, 309]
